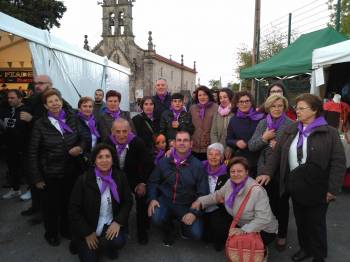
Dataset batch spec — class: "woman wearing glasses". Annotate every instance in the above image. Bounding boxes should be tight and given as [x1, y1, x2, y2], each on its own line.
[226, 91, 265, 177]
[257, 94, 345, 262]
[248, 94, 294, 251]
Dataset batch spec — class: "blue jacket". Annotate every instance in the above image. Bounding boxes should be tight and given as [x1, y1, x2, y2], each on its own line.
[148, 154, 209, 208]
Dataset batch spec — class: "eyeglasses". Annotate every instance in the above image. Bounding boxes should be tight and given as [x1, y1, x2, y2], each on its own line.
[295, 107, 310, 112]
[238, 100, 251, 104]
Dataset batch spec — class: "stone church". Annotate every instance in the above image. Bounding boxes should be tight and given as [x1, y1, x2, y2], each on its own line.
[90, 0, 197, 103]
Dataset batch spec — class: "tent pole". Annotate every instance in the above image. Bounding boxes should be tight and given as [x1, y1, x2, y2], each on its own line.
[288, 13, 292, 45]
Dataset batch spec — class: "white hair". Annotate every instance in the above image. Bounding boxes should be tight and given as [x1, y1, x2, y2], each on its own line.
[207, 143, 224, 157]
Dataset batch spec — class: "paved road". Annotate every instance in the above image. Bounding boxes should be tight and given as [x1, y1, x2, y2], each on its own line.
[0, 168, 349, 262]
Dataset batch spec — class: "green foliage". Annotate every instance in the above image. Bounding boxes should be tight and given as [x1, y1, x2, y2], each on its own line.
[328, 0, 350, 36]
[208, 79, 221, 89]
[0, 0, 67, 30]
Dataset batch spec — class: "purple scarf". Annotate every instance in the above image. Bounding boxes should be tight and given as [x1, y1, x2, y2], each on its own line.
[154, 149, 165, 165]
[170, 106, 184, 121]
[236, 108, 265, 121]
[78, 112, 100, 138]
[106, 108, 121, 120]
[225, 176, 249, 208]
[198, 102, 213, 120]
[171, 148, 192, 167]
[202, 160, 227, 177]
[48, 110, 73, 134]
[109, 132, 136, 156]
[95, 168, 120, 203]
[157, 92, 168, 103]
[266, 112, 286, 130]
[297, 116, 327, 148]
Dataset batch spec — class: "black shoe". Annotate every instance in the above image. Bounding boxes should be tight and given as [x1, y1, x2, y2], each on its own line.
[137, 232, 149, 245]
[163, 231, 175, 247]
[21, 207, 38, 217]
[106, 249, 119, 259]
[44, 233, 60, 247]
[28, 217, 42, 226]
[292, 250, 312, 262]
[69, 240, 78, 255]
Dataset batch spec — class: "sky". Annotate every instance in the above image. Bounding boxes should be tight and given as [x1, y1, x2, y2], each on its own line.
[52, 0, 331, 86]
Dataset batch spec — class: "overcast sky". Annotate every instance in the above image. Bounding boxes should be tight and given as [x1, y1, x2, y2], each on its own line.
[52, 0, 331, 86]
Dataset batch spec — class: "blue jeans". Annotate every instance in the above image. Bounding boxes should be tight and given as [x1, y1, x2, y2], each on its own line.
[78, 226, 126, 262]
[151, 197, 203, 240]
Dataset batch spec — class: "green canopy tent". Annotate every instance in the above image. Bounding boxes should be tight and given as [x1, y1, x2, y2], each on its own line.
[240, 27, 347, 79]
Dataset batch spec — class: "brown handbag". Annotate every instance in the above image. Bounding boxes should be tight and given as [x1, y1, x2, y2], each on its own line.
[225, 185, 265, 262]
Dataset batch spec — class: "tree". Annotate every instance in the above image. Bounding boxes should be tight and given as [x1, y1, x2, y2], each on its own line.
[328, 0, 350, 36]
[0, 0, 67, 30]
[209, 79, 221, 89]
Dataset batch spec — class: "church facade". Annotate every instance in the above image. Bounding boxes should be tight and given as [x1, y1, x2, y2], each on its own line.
[91, 0, 197, 103]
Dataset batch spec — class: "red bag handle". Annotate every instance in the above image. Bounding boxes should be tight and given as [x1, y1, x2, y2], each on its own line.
[230, 184, 260, 229]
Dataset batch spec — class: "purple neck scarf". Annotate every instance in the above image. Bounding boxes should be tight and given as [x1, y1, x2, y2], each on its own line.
[266, 112, 286, 130]
[78, 112, 100, 138]
[48, 110, 73, 134]
[154, 149, 165, 165]
[236, 108, 265, 121]
[95, 168, 120, 203]
[171, 148, 192, 168]
[106, 108, 121, 120]
[157, 93, 168, 103]
[109, 132, 136, 156]
[225, 176, 249, 208]
[297, 116, 327, 148]
[170, 106, 184, 121]
[198, 102, 212, 120]
[202, 160, 227, 177]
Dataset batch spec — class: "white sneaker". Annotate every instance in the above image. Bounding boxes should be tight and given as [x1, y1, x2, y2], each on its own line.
[2, 189, 21, 200]
[20, 190, 32, 201]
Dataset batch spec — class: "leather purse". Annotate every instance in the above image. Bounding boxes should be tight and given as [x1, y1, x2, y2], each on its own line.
[225, 185, 265, 262]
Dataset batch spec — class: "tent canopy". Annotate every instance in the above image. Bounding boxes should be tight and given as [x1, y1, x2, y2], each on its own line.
[312, 39, 350, 69]
[0, 12, 131, 110]
[240, 27, 347, 79]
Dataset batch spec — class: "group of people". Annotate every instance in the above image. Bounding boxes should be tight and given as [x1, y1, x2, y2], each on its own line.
[0, 76, 346, 262]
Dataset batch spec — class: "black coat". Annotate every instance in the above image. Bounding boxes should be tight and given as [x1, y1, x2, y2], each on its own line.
[69, 168, 133, 239]
[28, 112, 86, 184]
[99, 110, 134, 142]
[160, 109, 194, 142]
[77, 116, 102, 154]
[132, 112, 160, 154]
[107, 136, 153, 189]
[152, 94, 171, 121]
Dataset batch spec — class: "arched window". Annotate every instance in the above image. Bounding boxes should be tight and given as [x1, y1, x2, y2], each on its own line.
[118, 11, 125, 35]
[109, 13, 115, 35]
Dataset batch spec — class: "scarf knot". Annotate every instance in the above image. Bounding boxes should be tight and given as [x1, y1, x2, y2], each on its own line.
[218, 104, 232, 117]
[266, 112, 286, 130]
[106, 109, 121, 120]
[78, 112, 100, 138]
[171, 148, 192, 168]
[225, 176, 249, 208]
[297, 116, 327, 148]
[198, 102, 213, 120]
[109, 132, 136, 156]
[236, 108, 265, 121]
[95, 168, 120, 203]
[48, 109, 73, 134]
[202, 160, 227, 177]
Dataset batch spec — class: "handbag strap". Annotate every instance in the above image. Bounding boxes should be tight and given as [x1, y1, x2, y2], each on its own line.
[230, 184, 260, 229]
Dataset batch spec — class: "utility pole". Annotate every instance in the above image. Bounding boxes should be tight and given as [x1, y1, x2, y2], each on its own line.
[336, 0, 341, 31]
[252, 0, 261, 103]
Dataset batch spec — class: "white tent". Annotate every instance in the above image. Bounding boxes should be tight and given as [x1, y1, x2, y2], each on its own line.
[311, 40, 350, 96]
[0, 12, 130, 110]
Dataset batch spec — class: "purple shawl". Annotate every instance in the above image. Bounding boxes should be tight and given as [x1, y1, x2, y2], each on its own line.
[297, 116, 327, 148]
[78, 112, 100, 137]
[95, 168, 120, 203]
[236, 108, 265, 121]
[266, 112, 286, 130]
[225, 176, 249, 208]
[48, 109, 73, 134]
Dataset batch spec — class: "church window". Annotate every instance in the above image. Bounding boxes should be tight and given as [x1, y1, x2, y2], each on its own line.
[109, 13, 115, 35]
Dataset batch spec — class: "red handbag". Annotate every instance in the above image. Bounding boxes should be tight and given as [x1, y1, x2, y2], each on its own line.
[225, 185, 265, 262]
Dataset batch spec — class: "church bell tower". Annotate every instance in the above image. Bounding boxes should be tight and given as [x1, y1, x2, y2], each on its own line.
[102, 0, 134, 38]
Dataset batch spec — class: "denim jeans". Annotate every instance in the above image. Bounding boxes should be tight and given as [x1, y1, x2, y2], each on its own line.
[151, 196, 203, 240]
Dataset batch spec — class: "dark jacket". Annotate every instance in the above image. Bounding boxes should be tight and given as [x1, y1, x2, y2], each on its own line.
[99, 110, 134, 142]
[0, 104, 32, 149]
[28, 113, 86, 184]
[93, 101, 106, 118]
[77, 116, 102, 155]
[261, 123, 346, 196]
[160, 109, 194, 142]
[132, 112, 160, 154]
[152, 93, 171, 121]
[148, 154, 209, 207]
[107, 136, 153, 189]
[69, 168, 133, 239]
[226, 116, 262, 169]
